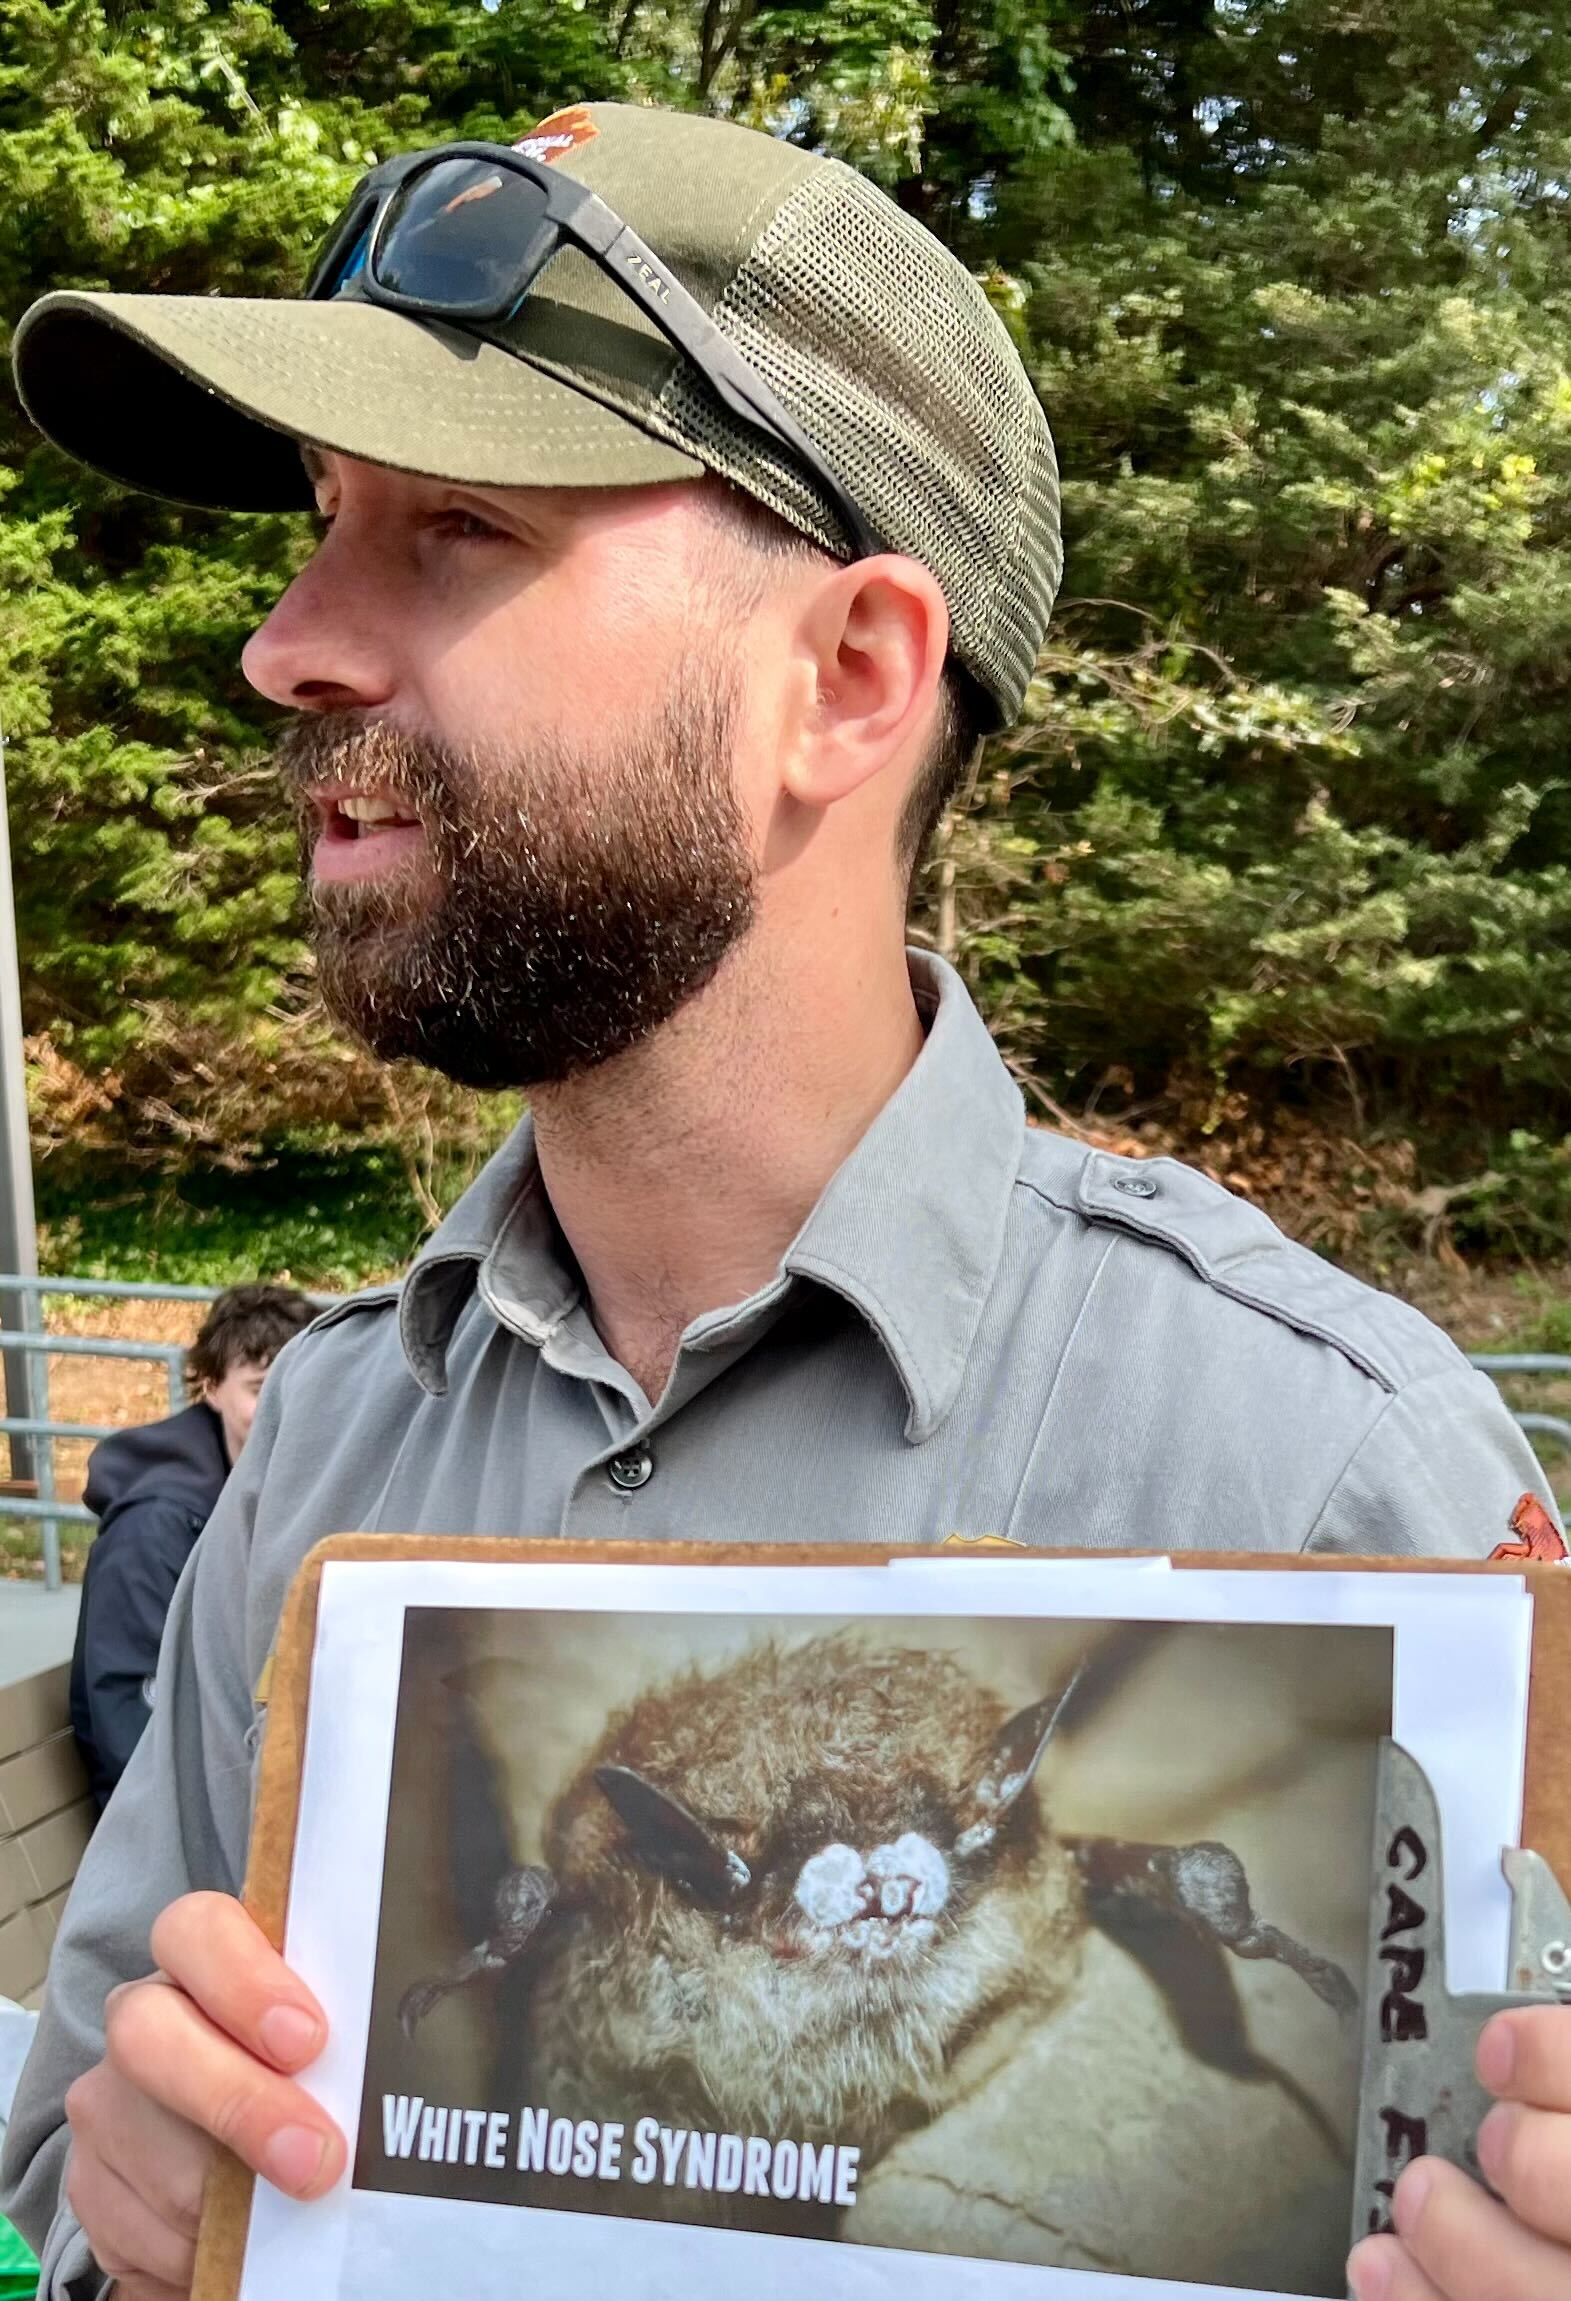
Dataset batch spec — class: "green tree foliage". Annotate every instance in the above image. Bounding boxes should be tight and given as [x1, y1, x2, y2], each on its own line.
[4, 0, 1571, 1246]
[939, 0, 1571, 1247]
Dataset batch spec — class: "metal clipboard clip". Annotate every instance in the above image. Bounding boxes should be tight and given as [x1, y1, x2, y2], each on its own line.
[1351, 1739, 1571, 2280]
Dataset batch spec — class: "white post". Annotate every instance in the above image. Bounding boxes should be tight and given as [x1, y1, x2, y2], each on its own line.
[0, 723, 54, 1587]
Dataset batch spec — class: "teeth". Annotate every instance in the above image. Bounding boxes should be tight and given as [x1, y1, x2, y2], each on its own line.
[339, 795, 415, 826]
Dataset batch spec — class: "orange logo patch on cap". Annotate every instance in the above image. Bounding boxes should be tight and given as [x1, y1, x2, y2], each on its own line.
[1489, 1491, 1569, 1564]
[512, 105, 598, 164]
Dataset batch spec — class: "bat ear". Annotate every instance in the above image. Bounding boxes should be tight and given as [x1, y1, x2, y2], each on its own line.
[954, 1665, 1083, 1858]
[594, 1765, 752, 1906]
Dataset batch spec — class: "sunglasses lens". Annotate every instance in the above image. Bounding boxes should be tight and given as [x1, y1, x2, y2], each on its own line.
[308, 201, 373, 299]
[374, 158, 551, 309]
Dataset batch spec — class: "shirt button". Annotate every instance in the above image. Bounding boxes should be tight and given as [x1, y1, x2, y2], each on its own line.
[607, 1445, 654, 1492]
[1111, 1172, 1158, 1199]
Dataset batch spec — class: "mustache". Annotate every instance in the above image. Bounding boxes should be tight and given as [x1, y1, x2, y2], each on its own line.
[275, 712, 458, 815]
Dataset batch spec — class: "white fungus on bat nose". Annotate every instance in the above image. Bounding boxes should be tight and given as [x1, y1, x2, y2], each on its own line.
[794, 1842, 866, 1929]
[794, 1833, 950, 1934]
[867, 1834, 949, 1919]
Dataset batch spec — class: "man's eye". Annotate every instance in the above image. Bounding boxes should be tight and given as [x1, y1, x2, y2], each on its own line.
[432, 509, 507, 543]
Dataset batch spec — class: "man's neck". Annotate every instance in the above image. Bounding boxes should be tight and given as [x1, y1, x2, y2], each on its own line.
[529, 936, 926, 1406]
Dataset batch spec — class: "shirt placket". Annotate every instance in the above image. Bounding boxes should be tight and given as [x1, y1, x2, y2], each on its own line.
[544, 1284, 798, 1536]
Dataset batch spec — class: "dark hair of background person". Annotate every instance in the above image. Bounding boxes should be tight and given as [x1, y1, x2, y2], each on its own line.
[186, 1283, 316, 1389]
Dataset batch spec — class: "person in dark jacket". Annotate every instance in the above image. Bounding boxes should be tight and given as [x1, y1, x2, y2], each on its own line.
[69, 1284, 315, 1810]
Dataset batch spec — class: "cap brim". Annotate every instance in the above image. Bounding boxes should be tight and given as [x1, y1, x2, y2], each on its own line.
[12, 291, 705, 510]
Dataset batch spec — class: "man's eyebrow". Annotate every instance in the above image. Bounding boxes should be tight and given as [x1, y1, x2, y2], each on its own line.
[299, 441, 328, 485]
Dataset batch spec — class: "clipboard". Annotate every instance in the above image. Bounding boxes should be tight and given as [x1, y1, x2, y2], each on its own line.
[192, 1539, 1571, 2301]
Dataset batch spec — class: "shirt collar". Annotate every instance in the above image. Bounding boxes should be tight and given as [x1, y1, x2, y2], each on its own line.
[398, 1119, 570, 1391]
[780, 951, 1023, 1439]
[399, 950, 1024, 1438]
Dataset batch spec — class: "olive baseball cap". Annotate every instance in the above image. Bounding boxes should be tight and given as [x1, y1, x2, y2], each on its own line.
[12, 102, 1061, 726]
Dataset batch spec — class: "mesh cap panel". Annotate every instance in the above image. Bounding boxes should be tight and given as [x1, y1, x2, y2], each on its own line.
[652, 160, 1062, 726]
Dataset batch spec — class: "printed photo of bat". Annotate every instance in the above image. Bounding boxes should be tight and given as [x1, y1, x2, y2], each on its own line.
[392, 1630, 1356, 2233]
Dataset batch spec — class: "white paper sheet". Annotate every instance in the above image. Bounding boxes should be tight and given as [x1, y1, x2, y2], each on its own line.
[236, 1560, 1533, 2301]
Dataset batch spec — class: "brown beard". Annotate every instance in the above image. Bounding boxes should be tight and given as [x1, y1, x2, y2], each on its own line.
[278, 677, 756, 1089]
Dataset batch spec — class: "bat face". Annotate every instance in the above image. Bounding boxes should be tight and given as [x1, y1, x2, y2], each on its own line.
[558, 1636, 1074, 1930]
[521, 1635, 1087, 2136]
[377, 1636, 1087, 2148]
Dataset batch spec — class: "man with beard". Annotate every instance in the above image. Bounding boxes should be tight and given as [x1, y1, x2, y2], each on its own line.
[4, 100, 1570, 2301]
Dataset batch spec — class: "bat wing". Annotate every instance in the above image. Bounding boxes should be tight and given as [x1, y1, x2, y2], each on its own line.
[1080, 1882, 1261, 2076]
[398, 1862, 558, 2039]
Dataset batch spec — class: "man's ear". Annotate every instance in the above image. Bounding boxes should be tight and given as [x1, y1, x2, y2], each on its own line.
[782, 553, 950, 812]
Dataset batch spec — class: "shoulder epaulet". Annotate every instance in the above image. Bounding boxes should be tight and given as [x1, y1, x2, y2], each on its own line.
[1019, 1133, 1463, 1395]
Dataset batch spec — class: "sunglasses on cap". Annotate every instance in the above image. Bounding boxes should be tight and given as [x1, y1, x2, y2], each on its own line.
[307, 140, 881, 557]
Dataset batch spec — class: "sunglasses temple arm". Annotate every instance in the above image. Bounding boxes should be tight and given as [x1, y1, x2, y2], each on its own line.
[599, 223, 881, 558]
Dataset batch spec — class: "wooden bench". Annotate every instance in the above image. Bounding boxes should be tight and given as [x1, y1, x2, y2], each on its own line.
[0, 1666, 90, 2010]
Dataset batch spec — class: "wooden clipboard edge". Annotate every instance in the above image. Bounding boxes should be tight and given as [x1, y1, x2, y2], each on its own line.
[192, 1537, 1571, 2300]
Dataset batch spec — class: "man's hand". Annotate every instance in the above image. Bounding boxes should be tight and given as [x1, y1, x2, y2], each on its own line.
[63, 1892, 345, 2301]
[1348, 2005, 1571, 2301]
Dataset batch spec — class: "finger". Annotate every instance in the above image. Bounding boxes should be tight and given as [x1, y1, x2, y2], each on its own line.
[65, 2142, 197, 2291]
[150, 1894, 327, 2072]
[104, 1978, 344, 2198]
[1346, 2234, 1446, 2301]
[1389, 2154, 1571, 2301]
[1478, 2004, 1571, 2113]
[67, 2061, 210, 2240]
[1477, 2099, 1571, 2245]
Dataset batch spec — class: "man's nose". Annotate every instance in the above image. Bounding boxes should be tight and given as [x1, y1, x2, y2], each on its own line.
[241, 522, 400, 714]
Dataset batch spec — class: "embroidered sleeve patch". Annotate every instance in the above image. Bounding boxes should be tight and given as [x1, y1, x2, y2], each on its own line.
[1488, 1491, 1569, 1564]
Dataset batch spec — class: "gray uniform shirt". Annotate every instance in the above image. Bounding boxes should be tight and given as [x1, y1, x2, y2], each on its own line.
[3, 952, 1555, 2295]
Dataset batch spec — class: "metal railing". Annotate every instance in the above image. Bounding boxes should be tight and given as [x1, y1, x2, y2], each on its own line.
[0, 1277, 224, 1591]
[1467, 1354, 1571, 1463]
